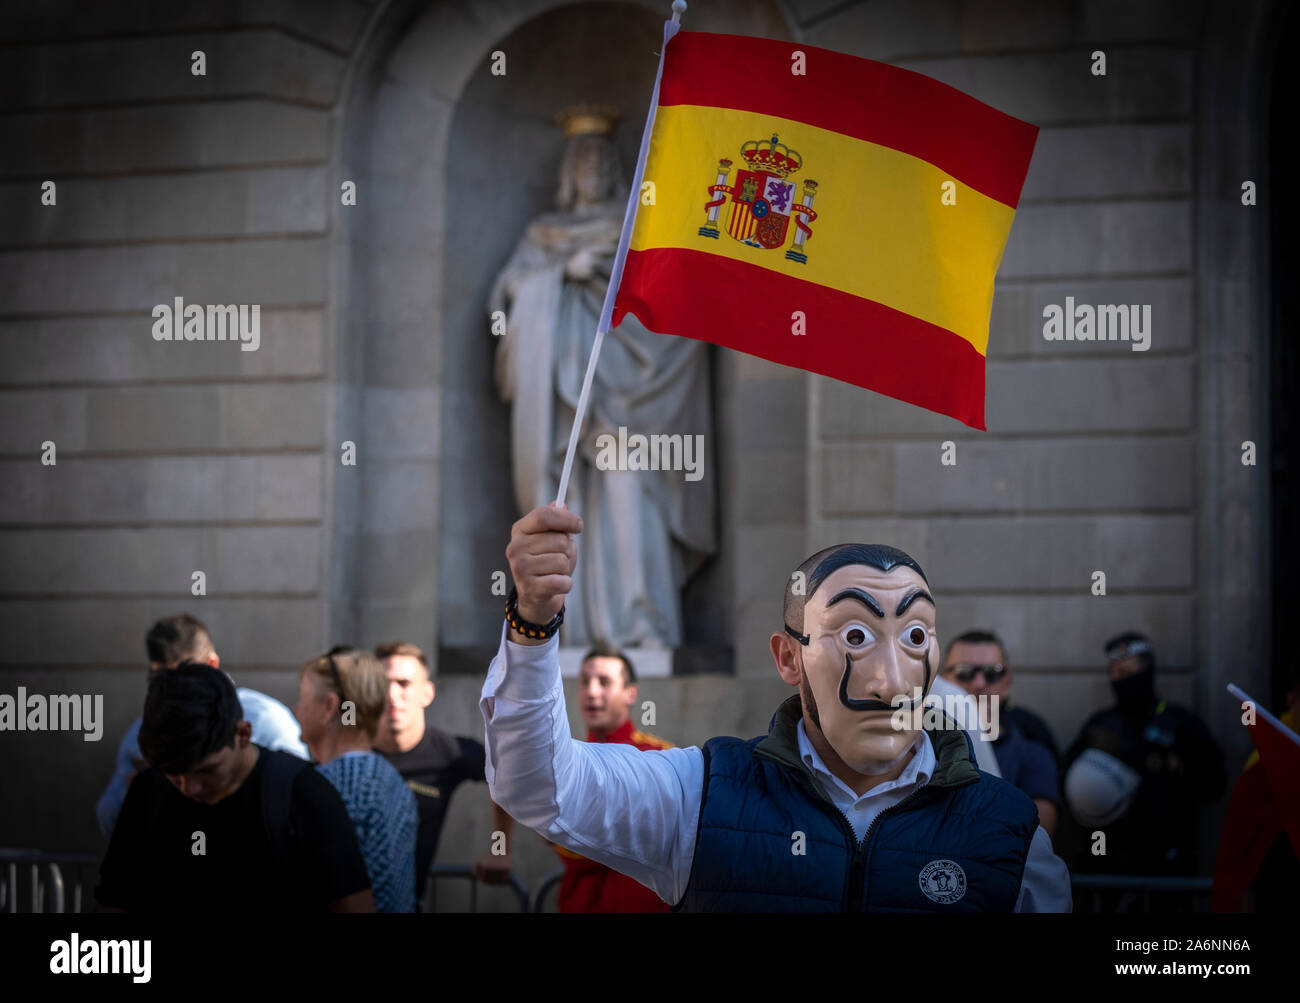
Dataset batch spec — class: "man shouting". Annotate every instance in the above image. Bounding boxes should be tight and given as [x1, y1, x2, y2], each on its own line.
[480, 505, 1071, 912]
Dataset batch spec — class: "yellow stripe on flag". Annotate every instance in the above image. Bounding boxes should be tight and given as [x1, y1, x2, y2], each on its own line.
[632, 104, 1019, 355]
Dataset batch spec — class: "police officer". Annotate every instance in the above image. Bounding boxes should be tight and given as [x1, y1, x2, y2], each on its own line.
[1063, 632, 1227, 877]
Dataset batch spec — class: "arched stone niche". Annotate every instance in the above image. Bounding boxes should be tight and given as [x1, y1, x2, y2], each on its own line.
[330, 0, 794, 669]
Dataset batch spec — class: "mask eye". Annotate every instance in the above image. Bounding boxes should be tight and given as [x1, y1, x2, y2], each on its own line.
[841, 623, 873, 649]
[901, 624, 929, 649]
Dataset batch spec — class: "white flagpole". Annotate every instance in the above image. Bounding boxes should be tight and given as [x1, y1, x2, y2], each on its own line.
[553, 0, 687, 507]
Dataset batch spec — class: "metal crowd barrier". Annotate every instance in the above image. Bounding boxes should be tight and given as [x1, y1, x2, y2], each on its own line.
[2, 852, 535, 914]
[424, 865, 530, 913]
[1070, 874, 1214, 913]
[1, 849, 1217, 914]
[0, 849, 102, 913]
[530, 867, 566, 912]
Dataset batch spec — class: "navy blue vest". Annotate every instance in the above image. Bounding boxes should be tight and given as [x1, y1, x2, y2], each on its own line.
[676, 696, 1038, 912]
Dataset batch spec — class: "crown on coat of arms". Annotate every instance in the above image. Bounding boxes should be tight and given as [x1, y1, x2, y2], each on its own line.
[741, 134, 802, 178]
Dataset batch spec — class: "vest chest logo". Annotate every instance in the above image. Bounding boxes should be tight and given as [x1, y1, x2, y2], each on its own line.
[918, 859, 967, 904]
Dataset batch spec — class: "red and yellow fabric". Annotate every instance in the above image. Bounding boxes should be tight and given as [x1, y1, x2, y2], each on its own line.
[1212, 709, 1299, 911]
[611, 31, 1039, 430]
[553, 719, 673, 913]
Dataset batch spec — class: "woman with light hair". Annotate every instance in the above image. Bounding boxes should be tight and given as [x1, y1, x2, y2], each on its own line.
[294, 646, 418, 913]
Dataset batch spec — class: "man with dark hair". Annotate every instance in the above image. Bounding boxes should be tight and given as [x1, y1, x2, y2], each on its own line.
[583, 641, 637, 690]
[1062, 632, 1227, 876]
[479, 505, 1071, 912]
[941, 629, 1061, 836]
[372, 640, 516, 905]
[96, 663, 374, 913]
[552, 644, 672, 912]
[96, 612, 307, 836]
[143, 612, 210, 668]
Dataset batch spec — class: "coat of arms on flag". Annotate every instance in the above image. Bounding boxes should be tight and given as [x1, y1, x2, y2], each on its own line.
[699, 135, 818, 263]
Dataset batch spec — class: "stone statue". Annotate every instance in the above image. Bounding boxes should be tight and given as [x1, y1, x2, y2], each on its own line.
[488, 105, 715, 648]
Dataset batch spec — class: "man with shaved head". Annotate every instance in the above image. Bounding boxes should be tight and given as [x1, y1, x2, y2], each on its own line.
[480, 504, 1070, 912]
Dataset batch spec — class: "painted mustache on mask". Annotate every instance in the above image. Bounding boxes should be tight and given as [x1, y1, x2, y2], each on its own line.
[837, 651, 932, 712]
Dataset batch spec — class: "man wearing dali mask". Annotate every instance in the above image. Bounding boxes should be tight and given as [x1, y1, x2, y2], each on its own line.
[480, 504, 1071, 912]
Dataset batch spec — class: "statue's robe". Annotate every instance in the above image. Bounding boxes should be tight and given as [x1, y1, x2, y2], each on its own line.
[489, 197, 715, 647]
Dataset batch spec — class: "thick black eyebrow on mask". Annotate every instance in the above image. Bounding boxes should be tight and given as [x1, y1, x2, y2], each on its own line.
[895, 588, 935, 617]
[827, 588, 884, 618]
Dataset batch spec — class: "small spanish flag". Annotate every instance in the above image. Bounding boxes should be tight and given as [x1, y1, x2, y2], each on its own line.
[610, 30, 1038, 430]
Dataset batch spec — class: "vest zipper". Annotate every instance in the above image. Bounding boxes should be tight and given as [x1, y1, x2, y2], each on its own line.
[850, 784, 930, 912]
[780, 768, 861, 909]
[788, 766, 932, 912]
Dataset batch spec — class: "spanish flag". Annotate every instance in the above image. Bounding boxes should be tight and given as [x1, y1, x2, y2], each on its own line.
[609, 30, 1038, 430]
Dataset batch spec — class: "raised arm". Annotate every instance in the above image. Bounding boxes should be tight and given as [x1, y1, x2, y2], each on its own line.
[479, 504, 703, 905]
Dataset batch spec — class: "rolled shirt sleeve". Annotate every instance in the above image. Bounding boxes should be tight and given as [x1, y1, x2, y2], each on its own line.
[480, 622, 702, 905]
[235, 688, 309, 760]
[1014, 826, 1073, 912]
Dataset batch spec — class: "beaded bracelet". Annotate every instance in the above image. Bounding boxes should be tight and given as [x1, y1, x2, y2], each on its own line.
[505, 587, 565, 640]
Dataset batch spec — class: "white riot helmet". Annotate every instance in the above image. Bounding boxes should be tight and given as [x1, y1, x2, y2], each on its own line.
[1064, 747, 1141, 827]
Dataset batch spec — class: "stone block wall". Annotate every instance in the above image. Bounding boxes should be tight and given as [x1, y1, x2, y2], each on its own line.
[0, 1, 1273, 901]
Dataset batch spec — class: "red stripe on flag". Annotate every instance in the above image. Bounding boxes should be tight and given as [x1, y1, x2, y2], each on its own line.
[612, 247, 987, 429]
[1247, 715, 1300, 857]
[659, 31, 1038, 210]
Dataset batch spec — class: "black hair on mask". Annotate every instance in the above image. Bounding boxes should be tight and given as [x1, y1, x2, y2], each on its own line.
[783, 543, 930, 640]
[139, 661, 242, 775]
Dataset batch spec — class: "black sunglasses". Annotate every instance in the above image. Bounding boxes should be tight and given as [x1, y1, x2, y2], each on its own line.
[949, 662, 1007, 683]
[325, 645, 356, 701]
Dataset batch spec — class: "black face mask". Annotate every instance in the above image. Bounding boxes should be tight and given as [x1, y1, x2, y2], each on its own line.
[1111, 668, 1157, 716]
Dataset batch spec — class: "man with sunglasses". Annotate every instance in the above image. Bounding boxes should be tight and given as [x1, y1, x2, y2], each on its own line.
[479, 504, 1071, 912]
[942, 631, 1061, 837]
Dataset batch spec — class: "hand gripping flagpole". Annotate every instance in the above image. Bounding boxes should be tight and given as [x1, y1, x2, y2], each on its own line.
[553, 0, 686, 507]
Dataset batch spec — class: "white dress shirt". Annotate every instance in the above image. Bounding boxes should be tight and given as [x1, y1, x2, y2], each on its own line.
[480, 623, 1071, 911]
[928, 673, 1002, 777]
[796, 723, 934, 843]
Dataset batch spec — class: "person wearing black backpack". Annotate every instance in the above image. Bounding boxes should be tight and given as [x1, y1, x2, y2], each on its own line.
[96, 663, 374, 913]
